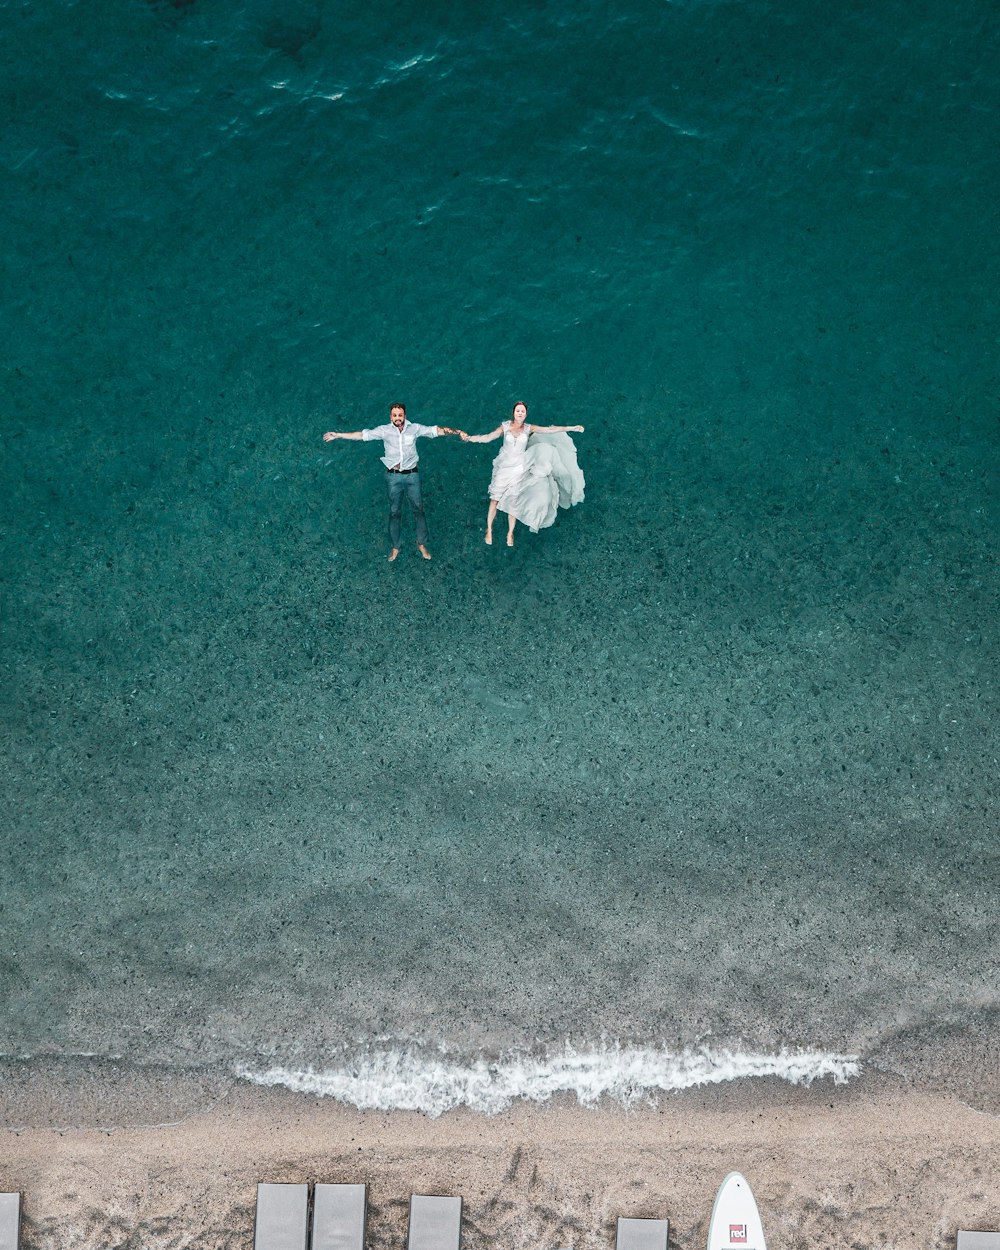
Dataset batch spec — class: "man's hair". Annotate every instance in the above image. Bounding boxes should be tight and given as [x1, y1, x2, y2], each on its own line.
[390, 403, 406, 415]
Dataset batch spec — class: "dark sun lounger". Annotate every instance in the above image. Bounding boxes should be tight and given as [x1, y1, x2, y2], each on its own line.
[615, 1215, 670, 1250]
[254, 1183, 310, 1250]
[311, 1183, 367, 1250]
[0, 1195, 20, 1250]
[407, 1195, 463, 1250]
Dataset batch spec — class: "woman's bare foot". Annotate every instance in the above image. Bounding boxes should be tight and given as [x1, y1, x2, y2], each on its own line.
[388, 548, 400, 562]
[506, 533, 514, 547]
[485, 531, 493, 545]
[418, 544, 432, 560]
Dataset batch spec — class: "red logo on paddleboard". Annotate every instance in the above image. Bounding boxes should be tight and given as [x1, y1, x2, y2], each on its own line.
[729, 1226, 748, 1245]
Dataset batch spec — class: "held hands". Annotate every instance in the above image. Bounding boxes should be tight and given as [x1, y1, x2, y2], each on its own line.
[321, 425, 578, 442]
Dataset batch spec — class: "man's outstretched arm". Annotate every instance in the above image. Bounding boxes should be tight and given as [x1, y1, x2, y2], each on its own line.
[322, 430, 366, 442]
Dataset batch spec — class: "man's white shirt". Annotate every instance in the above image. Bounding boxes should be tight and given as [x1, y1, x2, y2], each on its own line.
[362, 421, 439, 470]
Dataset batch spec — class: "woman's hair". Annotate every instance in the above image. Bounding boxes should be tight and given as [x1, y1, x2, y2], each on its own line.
[511, 401, 528, 417]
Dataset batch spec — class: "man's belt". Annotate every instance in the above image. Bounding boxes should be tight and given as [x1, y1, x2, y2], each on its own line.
[387, 466, 418, 474]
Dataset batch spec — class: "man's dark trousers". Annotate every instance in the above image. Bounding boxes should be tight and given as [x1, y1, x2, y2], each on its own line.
[386, 470, 428, 549]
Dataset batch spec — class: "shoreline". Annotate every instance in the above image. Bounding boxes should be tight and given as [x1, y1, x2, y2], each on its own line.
[3, 1072, 998, 1249]
[4, 1009, 998, 1133]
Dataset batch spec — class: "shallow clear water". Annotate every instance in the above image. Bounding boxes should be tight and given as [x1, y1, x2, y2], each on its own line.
[2, 0, 997, 1115]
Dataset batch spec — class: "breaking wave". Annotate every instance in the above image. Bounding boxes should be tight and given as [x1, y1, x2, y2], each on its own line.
[236, 1043, 860, 1117]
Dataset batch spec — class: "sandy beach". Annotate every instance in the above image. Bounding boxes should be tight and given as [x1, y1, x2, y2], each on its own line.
[3, 1072, 998, 1250]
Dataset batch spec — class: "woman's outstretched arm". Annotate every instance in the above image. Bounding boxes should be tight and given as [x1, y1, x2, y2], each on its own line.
[528, 424, 585, 434]
[460, 426, 504, 444]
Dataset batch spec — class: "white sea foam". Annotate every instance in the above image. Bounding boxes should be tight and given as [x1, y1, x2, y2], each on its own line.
[236, 1044, 859, 1117]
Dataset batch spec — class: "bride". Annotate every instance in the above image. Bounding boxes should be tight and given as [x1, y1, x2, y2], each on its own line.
[461, 402, 585, 546]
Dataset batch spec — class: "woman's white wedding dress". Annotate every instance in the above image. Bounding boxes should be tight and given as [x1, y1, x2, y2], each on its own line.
[488, 421, 585, 532]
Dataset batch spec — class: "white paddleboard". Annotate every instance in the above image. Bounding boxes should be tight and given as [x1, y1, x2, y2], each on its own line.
[707, 1173, 767, 1250]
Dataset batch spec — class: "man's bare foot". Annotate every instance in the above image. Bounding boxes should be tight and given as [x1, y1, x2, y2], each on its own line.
[388, 548, 399, 563]
[506, 533, 515, 547]
[485, 531, 493, 545]
[418, 544, 432, 560]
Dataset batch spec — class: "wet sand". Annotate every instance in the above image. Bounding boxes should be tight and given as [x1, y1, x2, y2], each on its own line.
[3, 1073, 998, 1249]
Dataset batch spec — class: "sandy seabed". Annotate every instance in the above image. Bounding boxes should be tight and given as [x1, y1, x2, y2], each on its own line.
[2, 1073, 998, 1250]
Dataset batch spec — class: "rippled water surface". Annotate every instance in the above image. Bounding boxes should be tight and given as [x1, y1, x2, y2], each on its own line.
[2, 0, 997, 1114]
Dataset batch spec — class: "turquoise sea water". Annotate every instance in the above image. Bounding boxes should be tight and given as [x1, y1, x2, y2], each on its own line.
[2, 0, 998, 1116]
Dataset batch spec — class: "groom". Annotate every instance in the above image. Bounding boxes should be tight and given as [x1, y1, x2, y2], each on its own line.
[322, 404, 463, 561]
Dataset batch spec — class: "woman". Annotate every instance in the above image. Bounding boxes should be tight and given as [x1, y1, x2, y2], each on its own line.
[461, 402, 585, 546]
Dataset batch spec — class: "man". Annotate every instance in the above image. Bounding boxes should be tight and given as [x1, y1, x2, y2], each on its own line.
[322, 404, 463, 561]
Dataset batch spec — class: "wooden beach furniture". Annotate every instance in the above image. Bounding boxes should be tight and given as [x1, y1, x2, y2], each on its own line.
[311, 1183, 367, 1250]
[0, 1194, 20, 1250]
[407, 1195, 463, 1250]
[615, 1216, 670, 1250]
[957, 1234, 1000, 1249]
[254, 1183, 310, 1250]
